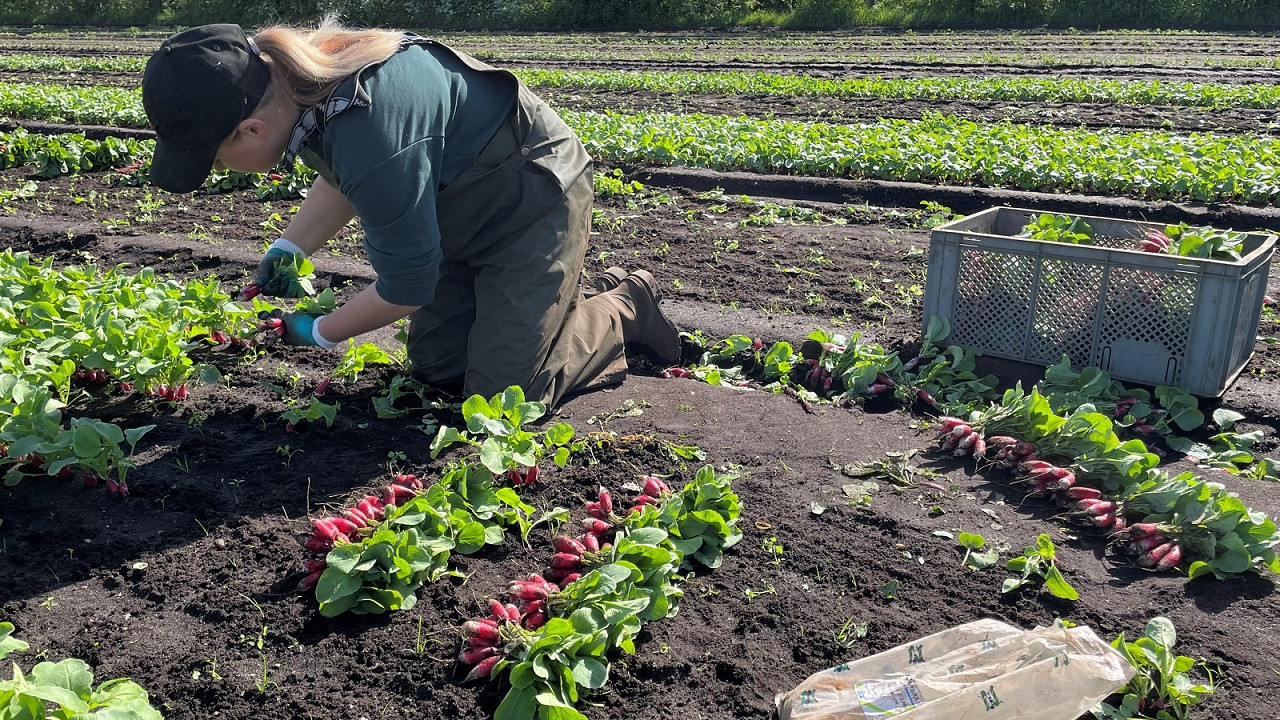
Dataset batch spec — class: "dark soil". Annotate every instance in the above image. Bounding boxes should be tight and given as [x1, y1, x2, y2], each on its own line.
[4, 28, 1280, 719]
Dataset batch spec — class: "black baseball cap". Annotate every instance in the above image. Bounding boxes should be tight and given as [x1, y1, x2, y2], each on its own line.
[142, 24, 271, 193]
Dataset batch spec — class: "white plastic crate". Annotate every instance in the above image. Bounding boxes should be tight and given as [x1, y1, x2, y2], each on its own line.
[922, 207, 1277, 397]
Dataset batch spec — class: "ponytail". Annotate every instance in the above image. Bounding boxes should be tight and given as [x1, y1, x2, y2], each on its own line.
[253, 15, 404, 108]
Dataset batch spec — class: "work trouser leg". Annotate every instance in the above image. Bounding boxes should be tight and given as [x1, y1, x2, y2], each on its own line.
[463, 167, 628, 407]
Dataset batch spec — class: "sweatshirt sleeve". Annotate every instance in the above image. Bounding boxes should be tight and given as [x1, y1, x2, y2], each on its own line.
[336, 136, 446, 307]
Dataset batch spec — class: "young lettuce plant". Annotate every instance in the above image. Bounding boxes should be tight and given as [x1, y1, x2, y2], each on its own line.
[0, 622, 164, 719]
[430, 385, 578, 476]
[1094, 617, 1215, 720]
[1002, 533, 1079, 601]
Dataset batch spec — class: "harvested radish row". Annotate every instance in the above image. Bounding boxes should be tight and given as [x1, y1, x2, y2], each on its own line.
[297, 475, 418, 590]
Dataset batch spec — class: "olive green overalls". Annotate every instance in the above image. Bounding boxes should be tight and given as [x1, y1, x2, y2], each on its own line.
[312, 39, 630, 407]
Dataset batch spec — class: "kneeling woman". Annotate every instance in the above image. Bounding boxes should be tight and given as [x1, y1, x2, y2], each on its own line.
[142, 18, 679, 406]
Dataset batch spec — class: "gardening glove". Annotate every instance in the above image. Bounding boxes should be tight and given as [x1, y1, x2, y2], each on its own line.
[258, 310, 339, 349]
[247, 238, 309, 299]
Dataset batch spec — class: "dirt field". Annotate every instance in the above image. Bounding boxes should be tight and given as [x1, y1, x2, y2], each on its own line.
[2, 28, 1279, 720]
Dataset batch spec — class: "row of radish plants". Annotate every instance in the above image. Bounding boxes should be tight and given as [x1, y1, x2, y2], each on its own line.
[0, 249, 256, 489]
[11, 59, 1280, 109]
[294, 385, 742, 720]
[4, 90, 1280, 204]
[669, 320, 1280, 580]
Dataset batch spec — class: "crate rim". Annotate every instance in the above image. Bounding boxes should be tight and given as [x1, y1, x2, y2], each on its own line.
[933, 206, 1277, 270]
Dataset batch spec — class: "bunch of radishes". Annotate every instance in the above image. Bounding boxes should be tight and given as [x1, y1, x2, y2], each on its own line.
[1139, 229, 1171, 254]
[1116, 522, 1182, 571]
[149, 383, 189, 402]
[661, 366, 693, 379]
[457, 600, 524, 681]
[545, 488, 617, 585]
[801, 358, 834, 392]
[630, 475, 672, 515]
[985, 435, 1038, 469]
[298, 473, 421, 590]
[503, 465, 539, 486]
[72, 367, 110, 385]
[935, 416, 987, 458]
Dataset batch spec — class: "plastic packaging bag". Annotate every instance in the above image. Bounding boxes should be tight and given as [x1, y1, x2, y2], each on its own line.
[776, 619, 1134, 720]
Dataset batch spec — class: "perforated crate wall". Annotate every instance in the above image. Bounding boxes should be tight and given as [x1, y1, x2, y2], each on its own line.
[923, 207, 1276, 397]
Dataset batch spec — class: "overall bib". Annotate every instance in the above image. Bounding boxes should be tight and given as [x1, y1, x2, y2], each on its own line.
[401, 42, 630, 406]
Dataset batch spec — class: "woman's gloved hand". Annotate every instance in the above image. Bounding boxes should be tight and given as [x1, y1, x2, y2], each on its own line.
[258, 310, 338, 348]
[252, 238, 310, 298]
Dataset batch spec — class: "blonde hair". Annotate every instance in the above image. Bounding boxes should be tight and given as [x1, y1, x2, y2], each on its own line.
[253, 15, 404, 108]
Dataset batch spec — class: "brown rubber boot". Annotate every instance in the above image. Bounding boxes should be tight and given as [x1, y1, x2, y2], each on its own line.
[601, 270, 681, 365]
[584, 266, 628, 297]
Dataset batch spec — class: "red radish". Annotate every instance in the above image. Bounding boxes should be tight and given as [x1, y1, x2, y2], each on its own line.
[343, 509, 370, 528]
[1062, 486, 1104, 501]
[393, 474, 422, 490]
[1076, 499, 1116, 516]
[509, 582, 550, 602]
[550, 553, 583, 570]
[210, 330, 229, 344]
[949, 424, 972, 438]
[579, 533, 600, 553]
[506, 467, 522, 485]
[488, 599, 514, 623]
[384, 484, 417, 505]
[523, 611, 548, 630]
[558, 573, 582, 588]
[868, 383, 891, 394]
[1154, 544, 1182, 571]
[525, 466, 539, 485]
[1134, 424, 1156, 434]
[937, 416, 966, 431]
[1020, 460, 1055, 474]
[916, 389, 936, 405]
[986, 436, 1018, 449]
[554, 536, 586, 555]
[284, 422, 296, 433]
[299, 570, 323, 591]
[314, 377, 332, 395]
[459, 646, 498, 665]
[586, 501, 607, 520]
[1128, 534, 1170, 554]
[303, 559, 327, 574]
[329, 517, 360, 537]
[1126, 522, 1161, 539]
[875, 373, 896, 387]
[1090, 513, 1116, 528]
[467, 655, 500, 681]
[597, 488, 613, 515]
[238, 284, 263, 301]
[634, 494, 659, 507]
[304, 535, 333, 554]
[581, 518, 612, 535]
[467, 635, 498, 649]
[642, 476, 670, 497]
[462, 620, 500, 641]
[1138, 542, 1175, 568]
[902, 356, 921, 371]
[357, 498, 384, 522]
[313, 518, 342, 542]
[106, 478, 120, 494]
[941, 433, 961, 451]
[662, 367, 693, 379]
[83, 473, 99, 488]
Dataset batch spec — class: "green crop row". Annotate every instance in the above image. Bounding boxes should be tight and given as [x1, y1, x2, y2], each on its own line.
[4, 102, 1280, 205]
[566, 110, 1280, 205]
[6, 61, 1280, 109]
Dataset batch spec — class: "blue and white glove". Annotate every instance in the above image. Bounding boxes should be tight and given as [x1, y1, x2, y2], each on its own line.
[258, 310, 339, 348]
[250, 238, 309, 298]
